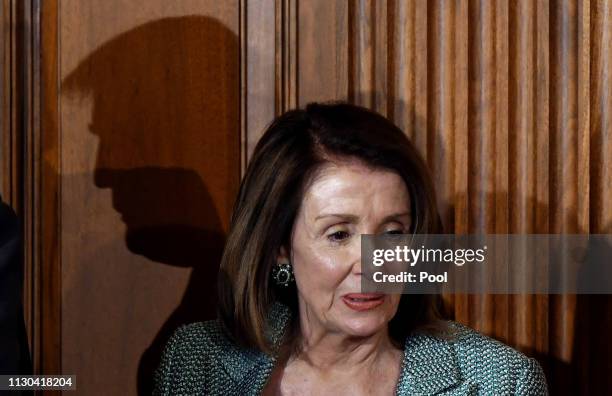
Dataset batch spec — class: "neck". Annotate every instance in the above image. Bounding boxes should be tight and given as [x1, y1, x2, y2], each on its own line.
[292, 319, 400, 372]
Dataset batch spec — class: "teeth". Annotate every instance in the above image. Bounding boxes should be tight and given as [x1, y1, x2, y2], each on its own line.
[349, 297, 373, 302]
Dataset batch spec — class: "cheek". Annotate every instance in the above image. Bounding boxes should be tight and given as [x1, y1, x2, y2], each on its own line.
[388, 295, 402, 315]
[292, 246, 349, 293]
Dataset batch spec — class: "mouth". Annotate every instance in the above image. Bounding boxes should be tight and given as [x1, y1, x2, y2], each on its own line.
[342, 293, 385, 311]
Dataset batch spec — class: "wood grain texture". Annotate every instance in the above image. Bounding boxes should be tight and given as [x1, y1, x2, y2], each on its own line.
[0, 0, 11, 201]
[508, 0, 533, 355]
[244, 0, 276, 164]
[276, 0, 298, 114]
[39, 0, 61, 383]
[36, 1, 241, 394]
[4, 0, 611, 394]
[587, 2, 612, 393]
[276, 0, 611, 393]
[298, 0, 348, 104]
[591, 0, 612, 233]
[0, 0, 22, 208]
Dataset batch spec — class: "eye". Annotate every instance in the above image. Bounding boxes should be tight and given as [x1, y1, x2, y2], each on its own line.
[327, 230, 351, 242]
[385, 229, 405, 235]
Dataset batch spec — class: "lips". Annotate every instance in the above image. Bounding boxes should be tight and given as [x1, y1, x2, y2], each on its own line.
[342, 293, 385, 311]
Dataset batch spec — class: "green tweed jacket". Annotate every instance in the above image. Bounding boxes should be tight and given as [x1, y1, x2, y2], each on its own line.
[154, 303, 548, 395]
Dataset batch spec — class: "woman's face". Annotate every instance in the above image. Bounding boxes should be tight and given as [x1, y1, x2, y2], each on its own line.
[281, 161, 409, 339]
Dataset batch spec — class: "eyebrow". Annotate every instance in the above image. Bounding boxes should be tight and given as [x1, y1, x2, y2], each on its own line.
[314, 212, 411, 223]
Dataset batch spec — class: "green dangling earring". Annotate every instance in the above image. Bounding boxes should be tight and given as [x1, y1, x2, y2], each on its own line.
[272, 262, 294, 287]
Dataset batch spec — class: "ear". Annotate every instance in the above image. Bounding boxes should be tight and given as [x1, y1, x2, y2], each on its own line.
[276, 245, 290, 264]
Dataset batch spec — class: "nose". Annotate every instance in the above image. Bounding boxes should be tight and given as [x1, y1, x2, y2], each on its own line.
[352, 234, 363, 275]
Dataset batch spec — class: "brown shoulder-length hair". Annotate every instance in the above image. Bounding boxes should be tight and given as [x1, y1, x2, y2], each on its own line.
[217, 101, 446, 353]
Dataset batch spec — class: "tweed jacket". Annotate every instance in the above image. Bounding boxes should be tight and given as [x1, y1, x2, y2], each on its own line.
[154, 303, 548, 395]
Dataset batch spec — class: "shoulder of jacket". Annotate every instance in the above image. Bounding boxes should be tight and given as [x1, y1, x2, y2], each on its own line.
[446, 321, 531, 363]
[167, 319, 232, 353]
[0, 198, 19, 243]
[154, 320, 234, 395]
[444, 321, 548, 394]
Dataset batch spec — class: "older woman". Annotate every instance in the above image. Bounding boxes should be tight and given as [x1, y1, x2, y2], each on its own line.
[154, 103, 548, 395]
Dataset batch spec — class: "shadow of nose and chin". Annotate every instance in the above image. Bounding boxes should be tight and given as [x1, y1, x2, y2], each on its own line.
[94, 167, 225, 268]
[62, 15, 239, 395]
[94, 166, 226, 394]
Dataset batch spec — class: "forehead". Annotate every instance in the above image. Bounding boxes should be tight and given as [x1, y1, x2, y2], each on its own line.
[301, 161, 410, 212]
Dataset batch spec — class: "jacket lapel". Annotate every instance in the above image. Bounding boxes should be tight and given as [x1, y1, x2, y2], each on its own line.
[397, 331, 472, 395]
[219, 302, 291, 393]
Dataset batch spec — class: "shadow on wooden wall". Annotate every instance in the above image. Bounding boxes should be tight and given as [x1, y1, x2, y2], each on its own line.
[63, 16, 239, 395]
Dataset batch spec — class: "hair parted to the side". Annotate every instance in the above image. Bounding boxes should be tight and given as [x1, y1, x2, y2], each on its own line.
[217, 101, 446, 354]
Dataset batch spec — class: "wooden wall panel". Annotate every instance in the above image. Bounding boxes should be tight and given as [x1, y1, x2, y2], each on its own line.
[2, 0, 610, 394]
[0, 0, 12, 201]
[508, 0, 534, 352]
[39, 1, 241, 394]
[243, 0, 275, 164]
[1, 0, 50, 379]
[40, 0, 61, 381]
[585, 2, 612, 393]
[0, 0, 23, 209]
[591, 0, 612, 232]
[297, 0, 349, 104]
[267, 0, 611, 393]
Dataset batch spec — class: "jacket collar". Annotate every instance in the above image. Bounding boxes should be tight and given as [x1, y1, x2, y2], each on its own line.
[220, 302, 469, 395]
[397, 330, 467, 394]
[219, 302, 290, 390]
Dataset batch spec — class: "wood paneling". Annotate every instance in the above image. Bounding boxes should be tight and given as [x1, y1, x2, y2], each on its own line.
[40, 0, 61, 381]
[265, 0, 611, 393]
[1, 0, 53, 381]
[30, 1, 242, 394]
[0, 0, 21, 207]
[298, 0, 350, 104]
[2, 0, 611, 394]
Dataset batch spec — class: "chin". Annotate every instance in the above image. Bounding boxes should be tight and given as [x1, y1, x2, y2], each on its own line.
[340, 315, 390, 337]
